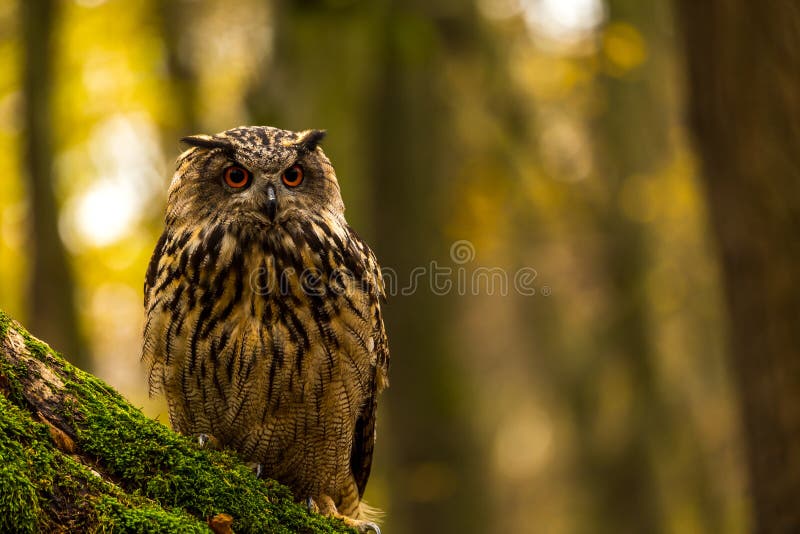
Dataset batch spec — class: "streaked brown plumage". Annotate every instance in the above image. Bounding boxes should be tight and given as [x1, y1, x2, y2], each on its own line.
[142, 126, 389, 532]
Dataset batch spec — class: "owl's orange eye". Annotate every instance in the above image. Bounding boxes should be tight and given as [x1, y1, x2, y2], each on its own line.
[224, 166, 251, 189]
[281, 165, 304, 188]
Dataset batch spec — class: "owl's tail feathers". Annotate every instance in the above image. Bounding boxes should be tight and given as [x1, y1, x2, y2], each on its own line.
[358, 500, 384, 523]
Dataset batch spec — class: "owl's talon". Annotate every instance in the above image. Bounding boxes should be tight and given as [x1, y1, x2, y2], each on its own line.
[245, 462, 264, 478]
[342, 519, 381, 533]
[194, 433, 221, 450]
[305, 496, 318, 513]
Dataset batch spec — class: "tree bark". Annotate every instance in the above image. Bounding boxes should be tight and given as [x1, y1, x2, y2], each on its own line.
[0, 310, 352, 534]
[676, 2, 800, 532]
[19, 0, 86, 369]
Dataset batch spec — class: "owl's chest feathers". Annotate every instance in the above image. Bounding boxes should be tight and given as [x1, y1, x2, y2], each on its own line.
[156, 220, 376, 412]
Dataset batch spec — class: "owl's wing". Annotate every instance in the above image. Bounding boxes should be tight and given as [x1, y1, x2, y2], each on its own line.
[351, 380, 378, 498]
[351, 303, 389, 498]
[347, 231, 390, 498]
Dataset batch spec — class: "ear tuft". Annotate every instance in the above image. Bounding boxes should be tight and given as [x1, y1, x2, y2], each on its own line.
[180, 135, 233, 151]
[296, 129, 327, 153]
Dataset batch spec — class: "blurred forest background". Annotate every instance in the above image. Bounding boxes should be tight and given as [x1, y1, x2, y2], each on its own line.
[1, 0, 799, 533]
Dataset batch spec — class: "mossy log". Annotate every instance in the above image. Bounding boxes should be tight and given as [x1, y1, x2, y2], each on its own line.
[0, 310, 354, 533]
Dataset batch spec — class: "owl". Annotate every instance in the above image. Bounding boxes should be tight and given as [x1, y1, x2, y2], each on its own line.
[142, 126, 389, 533]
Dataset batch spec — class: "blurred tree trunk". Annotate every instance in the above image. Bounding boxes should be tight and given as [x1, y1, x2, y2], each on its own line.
[579, 1, 723, 531]
[677, 2, 800, 532]
[157, 0, 200, 138]
[19, 0, 86, 369]
[365, 4, 488, 533]
[581, 2, 667, 530]
[249, 1, 488, 532]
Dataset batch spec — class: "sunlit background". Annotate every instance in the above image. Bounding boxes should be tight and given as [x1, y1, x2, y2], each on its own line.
[0, 0, 752, 532]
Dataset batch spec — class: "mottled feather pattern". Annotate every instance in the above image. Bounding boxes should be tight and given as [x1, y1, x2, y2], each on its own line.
[142, 126, 388, 527]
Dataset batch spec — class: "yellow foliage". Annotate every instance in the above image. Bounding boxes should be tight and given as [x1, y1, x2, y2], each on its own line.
[602, 22, 647, 75]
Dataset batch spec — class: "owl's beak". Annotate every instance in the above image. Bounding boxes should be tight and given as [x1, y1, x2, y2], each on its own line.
[265, 184, 278, 221]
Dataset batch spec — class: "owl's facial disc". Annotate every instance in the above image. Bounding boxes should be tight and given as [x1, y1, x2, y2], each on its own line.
[171, 126, 345, 229]
[265, 183, 278, 221]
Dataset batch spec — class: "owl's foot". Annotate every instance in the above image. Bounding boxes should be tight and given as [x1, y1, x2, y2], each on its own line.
[194, 433, 221, 450]
[306, 495, 380, 534]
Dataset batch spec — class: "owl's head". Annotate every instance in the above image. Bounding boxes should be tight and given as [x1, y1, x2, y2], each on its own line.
[166, 126, 344, 230]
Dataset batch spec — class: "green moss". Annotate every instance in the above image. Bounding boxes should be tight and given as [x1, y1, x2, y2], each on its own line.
[0, 311, 9, 338]
[23, 334, 51, 363]
[0, 441, 40, 534]
[93, 496, 207, 532]
[0, 310, 355, 534]
[0, 394, 83, 532]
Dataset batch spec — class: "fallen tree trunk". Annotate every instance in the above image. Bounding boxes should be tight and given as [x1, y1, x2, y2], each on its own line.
[0, 310, 352, 533]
